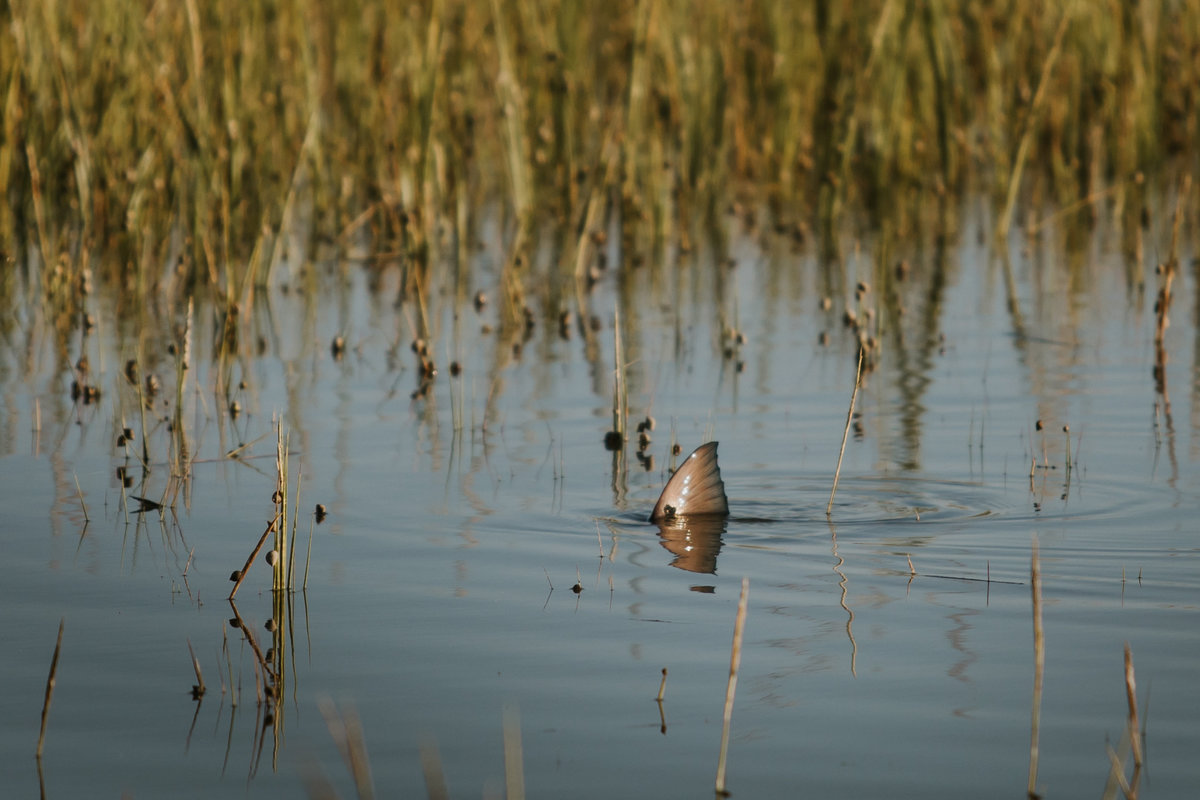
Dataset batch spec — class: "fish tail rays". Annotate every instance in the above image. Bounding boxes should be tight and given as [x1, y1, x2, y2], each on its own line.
[650, 442, 730, 522]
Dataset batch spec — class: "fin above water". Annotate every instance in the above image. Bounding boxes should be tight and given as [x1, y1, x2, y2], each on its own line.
[650, 442, 729, 521]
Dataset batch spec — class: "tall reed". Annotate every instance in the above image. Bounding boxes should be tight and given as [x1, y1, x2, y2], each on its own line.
[5, 0, 1198, 300]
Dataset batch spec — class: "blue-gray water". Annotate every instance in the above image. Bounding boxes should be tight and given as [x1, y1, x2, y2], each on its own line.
[1, 207, 1197, 798]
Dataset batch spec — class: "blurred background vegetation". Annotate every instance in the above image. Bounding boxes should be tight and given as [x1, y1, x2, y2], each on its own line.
[2, 0, 1197, 302]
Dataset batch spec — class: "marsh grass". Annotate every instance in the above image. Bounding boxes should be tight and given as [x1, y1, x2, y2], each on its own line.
[5, 1, 1199, 321]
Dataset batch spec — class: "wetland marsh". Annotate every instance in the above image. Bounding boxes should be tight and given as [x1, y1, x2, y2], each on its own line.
[2, 1, 1200, 797]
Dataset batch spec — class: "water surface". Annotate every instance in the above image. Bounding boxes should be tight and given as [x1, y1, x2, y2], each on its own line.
[1, 206, 1198, 798]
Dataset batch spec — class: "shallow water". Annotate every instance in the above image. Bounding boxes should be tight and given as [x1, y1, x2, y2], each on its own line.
[2, 207, 1198, 798]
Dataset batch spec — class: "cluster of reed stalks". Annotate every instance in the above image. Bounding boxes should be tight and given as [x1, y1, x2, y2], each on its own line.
[4, 0, 1197, 297]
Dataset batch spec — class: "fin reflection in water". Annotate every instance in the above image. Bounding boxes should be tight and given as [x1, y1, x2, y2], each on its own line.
[656, 514, 728, 574]
[650, 442, 730, 521]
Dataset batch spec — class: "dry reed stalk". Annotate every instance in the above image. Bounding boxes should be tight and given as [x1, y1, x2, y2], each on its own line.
[1103, 741, 1135, 800]
[289, 467, 303, 589]
[715, 576, 750, 796]
[72, 473, 88, 522]
[419, 738, 449, 800]
[490, 0, 531, 224]
[274, 422, 290, 593]
[921, 0, 954, 189]
[1153, 174, 1191, 397]
[613, 306, 627, 442]
[1124, 643, 1143, 768]
[24, 142, 54, 272]
[228, 513, 279, 600]
[222, 623, 236, 706]
[1028, 537, 1044, 799]
[1167, 174, 1190, 270]
[226, 602, 274, 695]
[656, 667, 668, 702]
[503, 703, 525, 800]
[36, 618, 65, 759]
[187, 638, 206, 699]
[318, 698, 375, 800]
[833, 0, 898, 221]
[996, 8, 1073, 243]
[303, 515, 315, 592]
[827, 348, 864, 517]
[170, 299, 194, 485]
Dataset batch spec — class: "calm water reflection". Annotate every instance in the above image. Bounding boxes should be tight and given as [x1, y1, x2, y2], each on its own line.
[1, 205, 1198, 798]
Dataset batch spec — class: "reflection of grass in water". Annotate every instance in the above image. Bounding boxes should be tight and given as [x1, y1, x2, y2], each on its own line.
[303, 699, 530, 800]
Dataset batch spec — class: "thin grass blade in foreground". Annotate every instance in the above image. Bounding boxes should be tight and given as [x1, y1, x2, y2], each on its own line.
[503, 703, 525, 800]
[1124, 643, 1143, 769]
[419, 737, 449, 800]
[715, 577, 750, 796]
[1028, 538, 1044, 799]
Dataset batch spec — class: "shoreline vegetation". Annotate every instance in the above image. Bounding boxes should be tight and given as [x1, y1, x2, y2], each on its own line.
[2, 2, 1197, 317]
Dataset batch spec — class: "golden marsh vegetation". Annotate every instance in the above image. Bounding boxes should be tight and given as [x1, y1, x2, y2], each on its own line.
[3, 0, 1198, 310]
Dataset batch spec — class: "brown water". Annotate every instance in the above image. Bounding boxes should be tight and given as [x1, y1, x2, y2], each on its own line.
[1, 204, 1198, 798]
